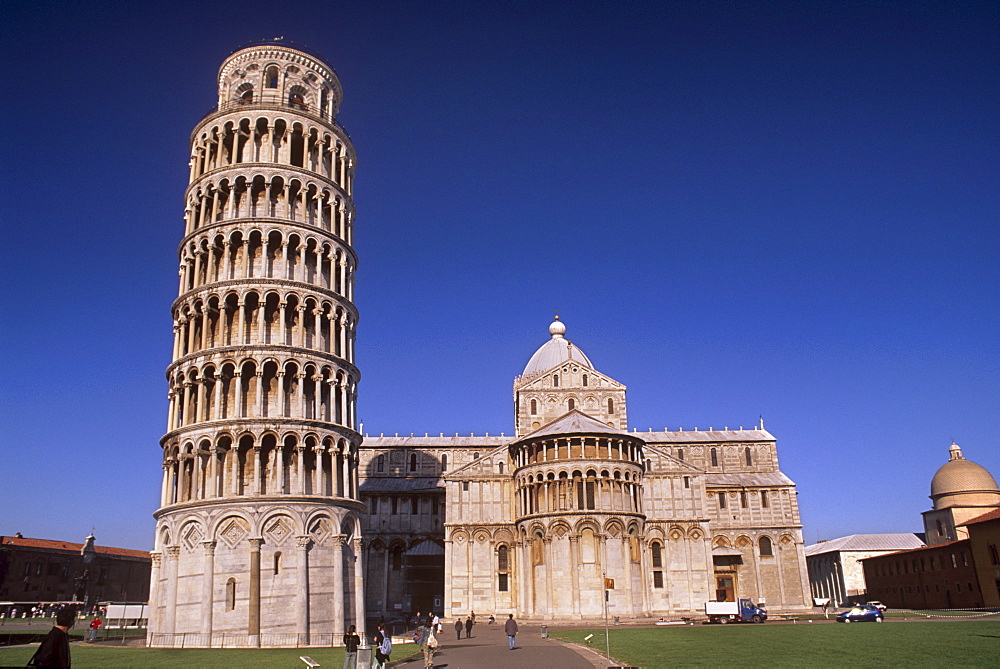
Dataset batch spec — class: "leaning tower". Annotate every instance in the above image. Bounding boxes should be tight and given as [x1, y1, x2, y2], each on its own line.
[149, 41, 364, 648]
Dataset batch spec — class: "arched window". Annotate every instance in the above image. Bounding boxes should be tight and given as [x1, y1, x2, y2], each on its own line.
[237, 83, 254, 104]
[226, 578, 237, 610]
[651, 542, 664, 588]
[759, 536, 773, 557]
[718, 492, 726, 508]
[377, 454, 384, 472]
[582, 374, 588, 387]
[761, 490, 769, 507]
[683, 475, 690, 489]
[265, 66, 279, 88]
[273, 551, 281, 575]
[473, 452, 479, 460]
[530, 399, 537, 415]
[745, 447, 752, 466]
[288, 86, 307, 110]
[607, 398, 615, 414]
[498, 462, 504, 474]
[497, 545, 510, 592]
[740, 491, 748, 508]
[553, 374, 559, 387]
[677, 448, 684, 461]
[441, 454, 448, 471]
[568, 399, 575, 411]
[409, 453, 417, 472]
[710, 448, 718, 467]
[391, 544, 403, 570]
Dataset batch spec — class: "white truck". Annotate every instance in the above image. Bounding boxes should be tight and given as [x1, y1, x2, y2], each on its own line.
[704, 598, 767, 624]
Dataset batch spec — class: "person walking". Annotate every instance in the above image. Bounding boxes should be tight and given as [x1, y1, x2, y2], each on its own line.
[416, 620, 438, 669]
[372, 623, 391, 669]
[504, 613, 518, 650]
[464, 616, 473, 639]
[454, 618, 463, 640]
[27, 607, 74, 667]
[342, 624, 361, 669]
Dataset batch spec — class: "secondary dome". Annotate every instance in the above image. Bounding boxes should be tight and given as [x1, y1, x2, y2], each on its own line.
[521, 317, 593, 377]
[930, 441, 1000, 507]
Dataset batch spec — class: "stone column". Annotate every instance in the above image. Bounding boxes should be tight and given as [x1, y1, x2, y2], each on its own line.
[569, 535, 581, 615]
[521, 540, 533, 618]
[201, 541, 216, 643]
[148, 552, 162, 639]
[352, 537, 365, 638]
[332, 535, 345, 635]
[543, 537, 554, 616]
[164, 546, 180, 639]
[248, 538, 262, 646]
[296, 536, 311, 645]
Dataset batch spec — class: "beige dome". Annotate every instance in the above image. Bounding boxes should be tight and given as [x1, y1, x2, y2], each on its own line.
[930, 442, 1000, 505]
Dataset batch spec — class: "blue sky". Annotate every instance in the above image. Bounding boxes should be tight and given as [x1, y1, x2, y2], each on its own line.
[2, 1, 997, 550]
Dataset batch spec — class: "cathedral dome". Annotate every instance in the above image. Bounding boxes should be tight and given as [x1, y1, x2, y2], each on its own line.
[521, 317, 593, 377]
[930, 442, 1000, 508]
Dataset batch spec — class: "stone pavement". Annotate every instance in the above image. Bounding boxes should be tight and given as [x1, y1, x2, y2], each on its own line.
[389, 623, 610, 669]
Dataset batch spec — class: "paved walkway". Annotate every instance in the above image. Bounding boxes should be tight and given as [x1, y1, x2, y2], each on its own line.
[390, 623, 609, 669]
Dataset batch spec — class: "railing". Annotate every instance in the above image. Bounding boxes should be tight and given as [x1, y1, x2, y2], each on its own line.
[147, 631, 348, 648]
[194, 99, 351, 139]
[229, 39, 334, 68]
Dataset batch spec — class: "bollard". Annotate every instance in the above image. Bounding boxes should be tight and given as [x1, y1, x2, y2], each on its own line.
[541, 625, 548, 638]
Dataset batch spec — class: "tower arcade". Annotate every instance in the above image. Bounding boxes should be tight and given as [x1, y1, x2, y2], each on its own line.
[149, 41, 364, 648]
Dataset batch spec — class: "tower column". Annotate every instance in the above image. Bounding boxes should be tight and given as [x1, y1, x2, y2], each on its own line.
[332, 535, 345, 634]
[201, 541, 216, 642]
[296, 536, 310, 644]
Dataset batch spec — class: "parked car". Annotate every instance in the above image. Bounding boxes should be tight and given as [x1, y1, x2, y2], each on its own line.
[866, 601, 888, 612]
[836, 605, 884, 623]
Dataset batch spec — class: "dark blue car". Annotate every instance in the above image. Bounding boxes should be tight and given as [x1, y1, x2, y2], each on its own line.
[836, 605, 884, 623]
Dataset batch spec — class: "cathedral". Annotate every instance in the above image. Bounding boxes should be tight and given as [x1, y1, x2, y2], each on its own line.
[359, 317, 812, 620]
[148, 41, 810, 649]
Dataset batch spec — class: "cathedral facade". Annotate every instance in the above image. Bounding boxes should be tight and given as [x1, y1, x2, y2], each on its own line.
[149, 42, 364, 647]
[360, 318, 812, 620]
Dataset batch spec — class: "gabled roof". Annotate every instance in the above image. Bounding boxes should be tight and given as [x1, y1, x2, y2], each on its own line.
[805, 533, 925, 556]
[518, 410, 634, 441]
[0, 535, 150, 559]
[706, 472, 796, 487]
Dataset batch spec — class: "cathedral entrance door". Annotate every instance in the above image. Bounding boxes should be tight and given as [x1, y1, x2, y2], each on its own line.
[715, 575, 735, 602]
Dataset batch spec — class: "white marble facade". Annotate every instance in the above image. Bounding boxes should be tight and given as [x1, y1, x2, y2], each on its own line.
[149, 41, 363, 647]
[360, 318, 812, 621]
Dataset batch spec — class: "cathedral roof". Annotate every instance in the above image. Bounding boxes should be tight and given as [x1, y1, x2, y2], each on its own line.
[518, 410, 633, 441]
[929, 441, 1000, 499]
[521, 317, 594, 377]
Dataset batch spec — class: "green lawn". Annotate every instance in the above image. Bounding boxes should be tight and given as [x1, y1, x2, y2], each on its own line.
[0, 643, 421, 668]
[553, 620, 1000, 667]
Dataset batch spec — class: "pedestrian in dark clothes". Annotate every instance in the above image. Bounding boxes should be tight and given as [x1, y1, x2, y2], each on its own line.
[454, 618, 463, 639]
[28, 607, 75, 668]
[465, 616, 473, 638]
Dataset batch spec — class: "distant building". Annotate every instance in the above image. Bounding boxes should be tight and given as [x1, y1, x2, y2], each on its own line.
[0, 533, 150, 605]
[861, 539, 981, 609]
[860, 442, 1000, 609]
[961, 508, 1000, 607]
[922, 441, 1000, 545]
[804, 533, 925, 605]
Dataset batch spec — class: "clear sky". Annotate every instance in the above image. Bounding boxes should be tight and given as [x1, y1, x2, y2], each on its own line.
[2, 1, 997, 551]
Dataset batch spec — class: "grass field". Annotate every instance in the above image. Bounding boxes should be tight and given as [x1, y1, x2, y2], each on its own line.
[0, 642, 421, 668]
[2, 620, 996, 667]
[553, 620, 1000, 668]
